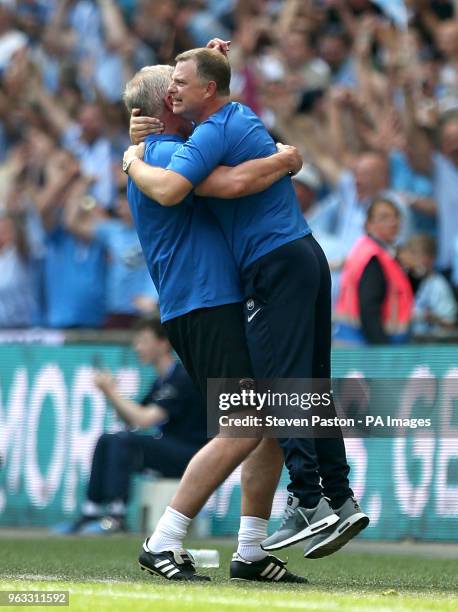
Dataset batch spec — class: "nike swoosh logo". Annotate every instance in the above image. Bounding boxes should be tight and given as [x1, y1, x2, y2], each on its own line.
[247, 308, 261, 323]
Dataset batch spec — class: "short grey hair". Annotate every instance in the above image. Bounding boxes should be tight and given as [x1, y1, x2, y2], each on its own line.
[123, 65, 174, 117]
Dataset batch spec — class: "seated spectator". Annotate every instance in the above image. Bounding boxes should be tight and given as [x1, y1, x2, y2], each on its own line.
[404, 235, 457, 337]
[65, 181, 158, 328]
[55, 317, 206, 534]
[334, 196, 413, 346]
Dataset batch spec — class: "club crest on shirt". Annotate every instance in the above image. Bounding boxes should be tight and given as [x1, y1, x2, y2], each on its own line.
[246, 299, 255, 311]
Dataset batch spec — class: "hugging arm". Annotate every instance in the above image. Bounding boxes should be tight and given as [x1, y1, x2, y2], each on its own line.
[125, 143, 302, 205]
[196, 145, 302, 198]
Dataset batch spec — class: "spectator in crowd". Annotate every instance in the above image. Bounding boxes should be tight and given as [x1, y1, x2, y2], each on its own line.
[37, 149, 107, 328]
[308, 148, 412, 301]
[404, 234, 457, 337]
[318, 25, 357, 88]
[292, 162, 322, 217]
[65, 178, 158, 328]
[334, 196, 413, 346]
[280, 28, 331, 95]
[0, 211, 36, 327]
[309, 151, 399, 260]
[430, 19, 458, 103]
[54, 317, 206, 534]
[401, 110, 458, 282]
[34, 90, 116, 209]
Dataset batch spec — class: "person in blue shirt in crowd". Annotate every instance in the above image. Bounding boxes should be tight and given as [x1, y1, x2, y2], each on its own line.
[37, 149, 106, 328]
[0, 212, 37, 328]
[54, 317, 206, 535]
[65, 180, 158, 328]
[122, 63, 307, 582]
[125, 43, 368, 575]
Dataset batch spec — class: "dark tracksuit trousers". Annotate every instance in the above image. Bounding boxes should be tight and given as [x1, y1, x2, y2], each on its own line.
[241, 234, 353, 508]
[86, 431, 199, 504]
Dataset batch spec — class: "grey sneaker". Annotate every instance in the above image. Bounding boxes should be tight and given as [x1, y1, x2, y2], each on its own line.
[261, 495, 339, 551]
[303, 497, 369, 559]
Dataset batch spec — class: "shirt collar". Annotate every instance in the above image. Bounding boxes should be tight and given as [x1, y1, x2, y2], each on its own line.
[145, 133, 185, 144]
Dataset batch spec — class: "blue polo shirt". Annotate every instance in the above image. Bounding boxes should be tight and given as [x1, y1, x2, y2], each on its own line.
[127, 133, 242, 322]
[167, 101, 311, 270]
[44, 226, 106, 328]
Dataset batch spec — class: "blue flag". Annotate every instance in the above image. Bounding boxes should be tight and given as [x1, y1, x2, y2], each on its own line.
[371, 0, 408, 30]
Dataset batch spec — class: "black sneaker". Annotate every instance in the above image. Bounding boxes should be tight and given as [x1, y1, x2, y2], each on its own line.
[138, 539, 211, 581]
[230, 552, 308, 583]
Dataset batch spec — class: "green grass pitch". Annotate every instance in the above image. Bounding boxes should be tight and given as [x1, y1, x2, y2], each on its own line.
[0, 536, 457, 611]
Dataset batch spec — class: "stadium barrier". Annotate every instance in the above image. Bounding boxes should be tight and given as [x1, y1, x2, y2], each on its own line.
[0, 334, 457, 541]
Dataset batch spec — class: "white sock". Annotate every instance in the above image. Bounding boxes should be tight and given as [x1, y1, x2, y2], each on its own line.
[237, 516, 269, 562]
[81, 500, 102, 517]
[147, 506, 192, 553]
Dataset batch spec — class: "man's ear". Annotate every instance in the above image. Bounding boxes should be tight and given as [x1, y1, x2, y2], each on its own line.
[164, 94, 174, 112]
[204, 80, 218, 99]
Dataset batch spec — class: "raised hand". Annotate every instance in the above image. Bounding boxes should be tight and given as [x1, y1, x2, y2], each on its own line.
[93, 369, 116, 395]
[206, 38, 231, 56]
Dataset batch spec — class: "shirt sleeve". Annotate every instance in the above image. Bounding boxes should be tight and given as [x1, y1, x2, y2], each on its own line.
[145, 370, 196, 421]
[166, 120, 227, 186]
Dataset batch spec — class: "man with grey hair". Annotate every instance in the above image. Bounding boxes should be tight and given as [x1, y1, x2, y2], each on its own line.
[124, 65, 176, 125]
[125, 40, 367, 578]
[123, 65, 307, 582]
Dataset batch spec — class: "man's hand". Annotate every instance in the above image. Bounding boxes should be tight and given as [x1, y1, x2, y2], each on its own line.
[276, 143, 302, 176]
[123, 142, 145, 169]
[130, 108, 164, 144]
[206, 38, 231, 56]
[94, 369, 116, 395]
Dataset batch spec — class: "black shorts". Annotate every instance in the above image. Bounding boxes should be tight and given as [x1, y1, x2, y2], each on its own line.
[164, 303, 254, 397]
[241, 234, 332, 379]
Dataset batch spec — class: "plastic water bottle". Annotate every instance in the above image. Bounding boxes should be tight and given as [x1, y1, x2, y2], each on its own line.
[187, 549, 220, 568]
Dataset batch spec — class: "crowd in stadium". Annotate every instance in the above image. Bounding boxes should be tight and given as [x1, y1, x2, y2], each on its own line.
[0, 0, 457, 342]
